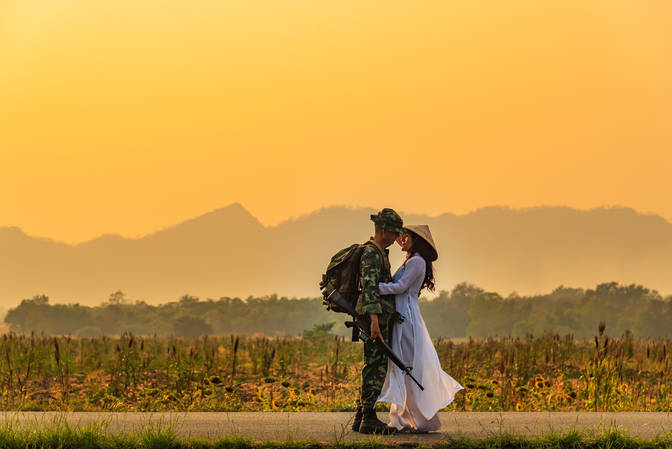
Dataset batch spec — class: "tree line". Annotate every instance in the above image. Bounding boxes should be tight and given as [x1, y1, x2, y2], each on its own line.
[4, 282, 671, 338]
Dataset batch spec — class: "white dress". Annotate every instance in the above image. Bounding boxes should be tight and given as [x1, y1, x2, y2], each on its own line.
[376, 254, 464, 432]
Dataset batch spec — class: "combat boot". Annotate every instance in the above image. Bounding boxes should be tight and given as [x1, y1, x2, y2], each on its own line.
[351, 406, 363, 432]
[358, 408, 397, 435]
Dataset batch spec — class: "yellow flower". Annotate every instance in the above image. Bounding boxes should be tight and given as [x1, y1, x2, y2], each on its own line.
[515, 402, 522, 411]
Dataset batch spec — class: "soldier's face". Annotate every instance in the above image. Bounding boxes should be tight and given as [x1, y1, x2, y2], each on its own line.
[381, 229, 399, 248]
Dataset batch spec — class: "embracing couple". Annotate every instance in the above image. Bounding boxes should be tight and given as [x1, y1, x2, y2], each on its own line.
[353, 208, 463, 435]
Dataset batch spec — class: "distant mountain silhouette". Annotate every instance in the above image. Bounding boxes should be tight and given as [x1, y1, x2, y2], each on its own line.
[2, 203, 671, 306]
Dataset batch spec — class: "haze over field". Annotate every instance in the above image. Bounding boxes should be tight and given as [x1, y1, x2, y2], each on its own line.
[2, 204, 671, 307]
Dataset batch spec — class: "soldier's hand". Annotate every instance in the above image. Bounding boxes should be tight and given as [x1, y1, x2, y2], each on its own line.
[369, 314, 384, 342]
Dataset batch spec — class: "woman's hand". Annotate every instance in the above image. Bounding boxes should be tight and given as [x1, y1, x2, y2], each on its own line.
[369, 314, 384, 342]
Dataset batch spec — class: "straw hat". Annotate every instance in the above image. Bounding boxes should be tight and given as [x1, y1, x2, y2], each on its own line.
[404, 224, 438, 261]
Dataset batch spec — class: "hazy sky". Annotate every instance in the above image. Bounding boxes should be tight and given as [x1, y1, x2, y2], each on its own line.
[2, 0, 671, 244]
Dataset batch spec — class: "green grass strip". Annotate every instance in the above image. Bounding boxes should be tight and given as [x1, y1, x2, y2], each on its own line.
[1, 415, 672, 449]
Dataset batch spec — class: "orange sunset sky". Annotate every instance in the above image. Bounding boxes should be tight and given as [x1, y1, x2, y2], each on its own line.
[2, 0, 671, 244]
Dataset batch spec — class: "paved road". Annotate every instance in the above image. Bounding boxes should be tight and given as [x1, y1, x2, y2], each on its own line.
[2, 412, 672, 443]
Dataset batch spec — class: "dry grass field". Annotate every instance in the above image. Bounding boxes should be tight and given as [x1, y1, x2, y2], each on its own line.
[0, 326, 670, 412]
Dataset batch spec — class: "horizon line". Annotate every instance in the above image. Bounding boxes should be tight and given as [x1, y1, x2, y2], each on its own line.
[1, 202, 668, 246]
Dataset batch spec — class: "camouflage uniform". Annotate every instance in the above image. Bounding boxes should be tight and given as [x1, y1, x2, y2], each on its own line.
[356, 208, 404, 410]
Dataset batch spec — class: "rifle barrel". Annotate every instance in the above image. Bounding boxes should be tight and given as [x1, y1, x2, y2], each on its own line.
[325, 289, 425, 391]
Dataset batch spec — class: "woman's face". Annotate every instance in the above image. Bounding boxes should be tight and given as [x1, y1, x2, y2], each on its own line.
[397, 232, 413, 252]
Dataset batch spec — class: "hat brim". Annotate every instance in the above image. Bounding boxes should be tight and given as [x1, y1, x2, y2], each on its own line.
[403, 227, 438, 261]
[383, 224, 405, 234]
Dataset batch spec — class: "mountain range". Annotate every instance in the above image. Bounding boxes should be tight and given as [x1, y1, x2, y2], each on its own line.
[2, 203, 671, 307]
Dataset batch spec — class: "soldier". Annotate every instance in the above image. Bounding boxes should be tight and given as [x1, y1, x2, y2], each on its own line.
[353, 208, 405, 434]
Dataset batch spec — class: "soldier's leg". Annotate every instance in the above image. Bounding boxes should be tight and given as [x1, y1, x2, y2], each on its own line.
[358, 314, 392, 409]
[359, 341, 385, 408]
[358, 315, 395, 434]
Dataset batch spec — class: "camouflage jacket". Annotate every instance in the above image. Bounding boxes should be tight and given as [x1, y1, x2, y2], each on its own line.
[356, 238, 395, 315]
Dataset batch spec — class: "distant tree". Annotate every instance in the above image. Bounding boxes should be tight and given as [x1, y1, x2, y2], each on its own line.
[179, 294, 199, 305]
[550, 285, 585, 299]
[420, 284, 474, 337]
[4, 295, 51, 333]
[173, 315, 213, 337]
[303, 322, 336, 338]
[26, 294, 49, 305]
[466, 291, 516, 337]
[105, 290, 128, 305]
[5, 283, 672, 338]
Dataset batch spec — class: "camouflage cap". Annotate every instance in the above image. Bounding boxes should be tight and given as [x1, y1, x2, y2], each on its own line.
[370, 208, 405, 234]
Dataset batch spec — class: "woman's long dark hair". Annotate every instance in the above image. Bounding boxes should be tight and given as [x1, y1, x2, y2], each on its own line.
[407, 230, 435, 292]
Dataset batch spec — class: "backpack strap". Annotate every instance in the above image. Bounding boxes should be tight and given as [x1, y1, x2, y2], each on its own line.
[360, 240, 391, 281]
[360, 240, 398, 317]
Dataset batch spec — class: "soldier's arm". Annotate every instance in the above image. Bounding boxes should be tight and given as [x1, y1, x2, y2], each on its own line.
[360, 246, 383, 315]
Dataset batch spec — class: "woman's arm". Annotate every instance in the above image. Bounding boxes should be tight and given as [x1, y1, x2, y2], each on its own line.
[378, 256, 425, 295]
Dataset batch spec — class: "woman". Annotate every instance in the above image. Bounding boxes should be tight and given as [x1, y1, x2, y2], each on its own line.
[376, 225, 463, 433]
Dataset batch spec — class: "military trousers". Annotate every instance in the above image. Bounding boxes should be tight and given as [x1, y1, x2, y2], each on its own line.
[357, 313, 394, 410]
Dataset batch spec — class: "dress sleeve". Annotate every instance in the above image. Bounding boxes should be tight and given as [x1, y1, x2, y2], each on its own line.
[378, 256, 425, 295]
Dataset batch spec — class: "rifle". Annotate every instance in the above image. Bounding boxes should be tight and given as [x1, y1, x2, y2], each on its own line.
[322, 289, 424, 391]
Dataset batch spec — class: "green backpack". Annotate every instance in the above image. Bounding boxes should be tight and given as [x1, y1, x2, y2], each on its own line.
[319, 241, 393, 315]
